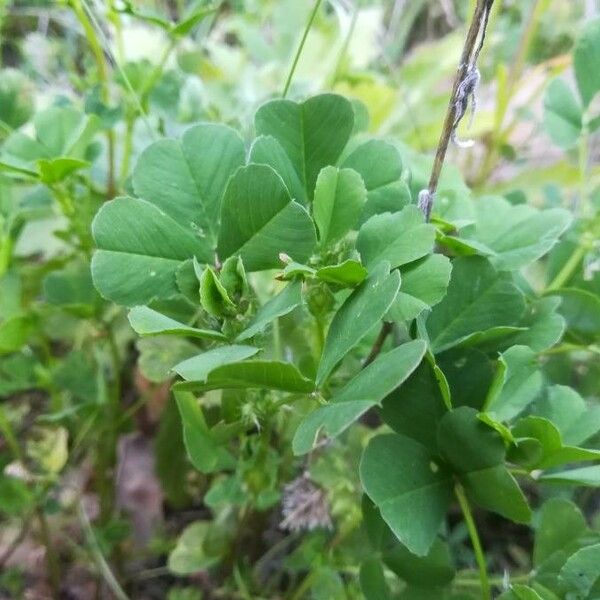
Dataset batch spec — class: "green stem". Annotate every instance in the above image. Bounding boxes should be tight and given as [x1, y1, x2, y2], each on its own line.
[70, 0, 116, 197]
[545, 242, 589, 292]
[475, 0, 548, 185]
[456, 571, 530, 587]
[282, 0, 324, 98]
[139, 38, 177, 106]
[78, 501, 130, 600]
[289, 569, 318, 600]
[329, 4, 358, 87]
[119, 113, 136, 185]
[0, 405, 24, 462]
[455, 483, 491, 600]
[37, 507, 61, 597]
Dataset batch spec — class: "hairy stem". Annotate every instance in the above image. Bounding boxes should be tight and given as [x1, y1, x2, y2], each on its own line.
[427, 0, 494, 198]
[455, 484, 491, 600]
[282, 0, 324, 98]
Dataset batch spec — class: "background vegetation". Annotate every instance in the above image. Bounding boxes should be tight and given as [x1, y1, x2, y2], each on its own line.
[1, 1, 600, 599]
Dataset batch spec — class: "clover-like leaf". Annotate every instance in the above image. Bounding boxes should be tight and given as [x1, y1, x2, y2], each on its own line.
[174, 345, 259, 381]
[254, 93, 354, 199]
[175, 360, 314, 393]
[357, 205, 435, 271]
[217, 164, 316, 271]
[174, 390, 235, 474]
[341, 139, 410, 221]
[511, 416, 600, 470]
[92, 197, 212, 306]
[237, 280, 302, 341]
[133, 123, 245, 243]
[535, 385, 600, 447]
[438, 407, 531, 523]
[293, 340, 426, 455]
[313, 166, 366, 247]
[544, 78, 582, 149]
[465, 196, 571, 271]
[485, 345, 543, 422]
[128, 306, 226, 341]
[574, 17, 600, 108]
[316, 263, 400, 385]
[426, 256, 526, 353]
[360, 433, 453, 556]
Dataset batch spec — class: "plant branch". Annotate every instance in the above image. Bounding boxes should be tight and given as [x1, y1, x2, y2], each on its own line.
[282, 0, 324, 98]
[423, 0, 494, 217]
[363, 321, 393, 368]
[455, 483, 491, 600]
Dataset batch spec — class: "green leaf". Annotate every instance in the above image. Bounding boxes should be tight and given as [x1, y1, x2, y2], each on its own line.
[38, 157, 89, 184]
[534, 498, 588, 571]
[92, 197, 212, 306]
[237, 281, 302, 341]
[2, 106, 99, 173]
[508, 297, 566, 352]
[381, 360, 448, 453]
[401, 254, 452, 307]
[173, 345, 259, 381]
[538, 465, 600, 486]
[313, 166, 366, 247]
[0, 352, 38, 396]
[254, 94, 354, 199]
[357, 205, 435, 270]
[437, 407, 531, 523]
[315, 260, 367, 287]
[389, 253, 453, 322]
[574, 18, 600, 107]
[384, 537, 455, 587]
[175, 390, 235, 474]
[168, 521, 224, 575]
[437, 347, 494, 411]
[293, 340, 426, 454]
[43, 263, 101, 316]
[462, 464, 531, 524]
[535, 385, 600, 447]
[199, 265, 235, 317]
[360, 433, 453, 556]
[128, 306, 226, 341]
[170, 5, 217, 36]
[550, 288, 600, 340]
[485, 345, 543, 422]
[559, 544, 600, 597]
[133, 123, 244, 243]
[0, 475, 34, 515]
[360, 559, 392, 600]
[341, 140, 410, 220]
[137, 337, 197, 383]
[511, 416, 600, 469]
[249, 135, 306, 204]
[316, 264, 400, 385]
[437, 407, 505, 473]
[217, 164, 316, 271]
[0, 314, 32, 354]
[0, 68, 34, 129]
[426, 256, 526, 353]
[175, 360, 314, 393]
[466, 196, 572, 271]
[543, 78, 583, 149]
[155, 396, 191, 508]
